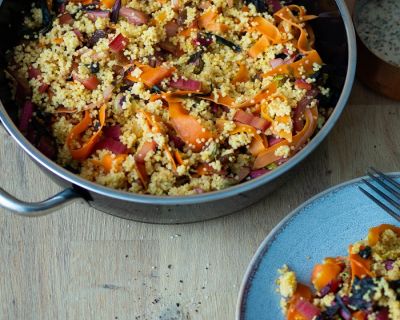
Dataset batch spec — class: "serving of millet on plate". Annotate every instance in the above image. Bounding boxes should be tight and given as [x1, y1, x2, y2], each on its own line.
[6, 0, 331, 195]
[277, 224, 400, 320]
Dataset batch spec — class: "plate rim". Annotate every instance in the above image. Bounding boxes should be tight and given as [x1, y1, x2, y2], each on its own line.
[235, 172, 400, 320]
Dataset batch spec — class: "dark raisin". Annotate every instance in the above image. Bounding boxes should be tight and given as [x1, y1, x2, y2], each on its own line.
[275, 53, 287, 60]
[358, 246, 371, 259]
[87, 30, 107, 48]
[89, 62, 100, 74]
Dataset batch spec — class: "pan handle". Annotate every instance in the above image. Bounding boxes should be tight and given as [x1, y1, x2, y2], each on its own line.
[0, 187, 82, 217]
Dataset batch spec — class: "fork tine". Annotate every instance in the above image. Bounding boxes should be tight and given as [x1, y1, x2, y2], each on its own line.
[359, 187, 400, 222]
[366, 172, 400, 199]
[369, 167, 400, 190]
[362, 179, 400, 210]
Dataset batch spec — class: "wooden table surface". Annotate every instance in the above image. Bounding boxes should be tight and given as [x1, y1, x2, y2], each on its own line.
[1, 3, 400, 318]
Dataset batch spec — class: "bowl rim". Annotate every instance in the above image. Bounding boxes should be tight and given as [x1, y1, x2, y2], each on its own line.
[0, 0, 356, 205]
[234, 172, 400, 319]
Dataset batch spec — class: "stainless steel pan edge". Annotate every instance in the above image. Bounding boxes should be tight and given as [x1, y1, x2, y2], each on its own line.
[0, 0, 356, 223]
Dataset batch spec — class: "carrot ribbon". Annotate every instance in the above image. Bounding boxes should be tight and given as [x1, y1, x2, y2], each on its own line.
[67, 105, 106, 161]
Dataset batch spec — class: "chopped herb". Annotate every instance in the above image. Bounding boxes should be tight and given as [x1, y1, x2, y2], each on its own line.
[110, 0, 121, 23]
[40, 0, 53, 30]
[150, 85, 162, 93]
[207, 33, 242, 52]
[188, 51, 203, 64]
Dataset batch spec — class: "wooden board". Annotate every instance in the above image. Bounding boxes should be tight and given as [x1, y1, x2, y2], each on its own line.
[0, 6, 399, 315]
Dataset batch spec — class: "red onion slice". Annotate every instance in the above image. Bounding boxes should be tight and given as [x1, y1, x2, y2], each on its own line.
[234, 110, 254, 125]
[250, 117, 270, 132]
[295, 299, 321, 319]
[268, 135, 284, 146]
[295, 79, 312, 91]
[376, 308, 389, 320]
[19, 100, 35, 134]
[37, 135, 57, 159]
[234, 110, 270, 132]
[249, 168, 269, 179]
[59, 12, 74, 25]
[267, 0, 282, 13]
[293, 88, 319, 132]
[119, 7, 149, 25]
[86, 10, 110, 21]
[109, 33, 129, 53]
[237, 167, 251, 181]
[82, 75, 100, 90]
[28, 66, 41, 79]
[170, 78, 202, 91]
[270, 58, 284, 68]
[103, 125, 122, 140]
[95, 137, 127, 155]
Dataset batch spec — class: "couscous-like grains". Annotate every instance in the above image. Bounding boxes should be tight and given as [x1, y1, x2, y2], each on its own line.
[277, 224, 400, 319]
[7, 0, 330, 195]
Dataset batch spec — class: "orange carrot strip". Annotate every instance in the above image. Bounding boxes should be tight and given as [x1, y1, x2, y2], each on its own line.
[198, 10, 217, 28]
[232, 63, 250, 85]
[127, 65, 176, 87]
[54, 107, 77, 113]
[179, 21, 198, 37]
[67, 105, 107, 161]
[274, 115, 293, 142]
[253, 107, 317, 169]
[311, 261, 342, 291]
[174, 150, 184, 165]
[169, 102, 213, 152]
[253, 16, 281, 43]
[235, 82, 278, 108]
[263, 50, 322, 78]
[368, 224, 400, 246]
[134, 140, 157, 187]
[248, 36, 270, 58]
[100, 0, 115, 8]
[195, 163, 214, 176]
[198, 10, 229, 33]
[274, 5, 318, 53]
[201, 93, 236, 108]
[249, 138, 266, 156]
[93, 153, 127, 173]
[201, 83, 277, 109]
[352, 311, 367, 320]
[349, 245, 374, 281]
[53, 37, 63, 44]
[230, 123, 266, 156]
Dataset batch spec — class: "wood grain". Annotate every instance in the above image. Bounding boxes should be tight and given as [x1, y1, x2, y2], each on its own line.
[1, 80, 399, 319]
[1, 0, 400, 312]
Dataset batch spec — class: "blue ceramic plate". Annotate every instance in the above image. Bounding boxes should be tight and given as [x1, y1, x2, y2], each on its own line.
[236, 174, 400, 320]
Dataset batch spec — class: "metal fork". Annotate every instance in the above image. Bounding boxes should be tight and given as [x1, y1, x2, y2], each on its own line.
[359, 167, 400, 222]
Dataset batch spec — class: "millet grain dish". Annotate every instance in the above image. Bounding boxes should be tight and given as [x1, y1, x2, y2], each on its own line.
[277, 224, 400, 319]
[7, 0, 331, 195]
